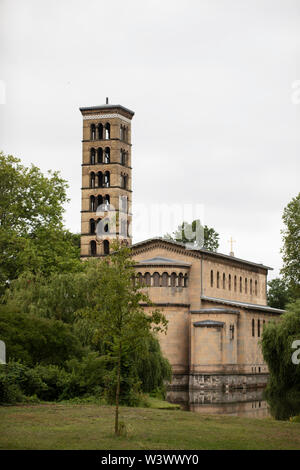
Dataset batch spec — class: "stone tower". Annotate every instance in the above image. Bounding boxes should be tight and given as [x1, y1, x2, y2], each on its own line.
[79, 101, 134, 257]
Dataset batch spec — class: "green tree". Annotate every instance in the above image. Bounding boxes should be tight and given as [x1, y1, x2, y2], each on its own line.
[77, 242, 168, 435]
[261, 300, 300, 393]
[164, 219, 219, 251]
[281, 192, 300, 300]
[0, 152, 81, 292]
[267, 277, 291, 310]
[0, 305, 83, 367]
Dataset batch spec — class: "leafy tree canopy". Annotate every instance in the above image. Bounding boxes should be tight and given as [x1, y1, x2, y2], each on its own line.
[261, 299, 300, 393]
[164, 219, 219, 252]
[0, 152, 81, 292]
[281, 192, 300, 300]
[267, 277, 292, 310]
[0, 304, 83, 367]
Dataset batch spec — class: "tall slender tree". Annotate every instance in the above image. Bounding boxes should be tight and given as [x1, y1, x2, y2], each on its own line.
[77, 242, 168, 435]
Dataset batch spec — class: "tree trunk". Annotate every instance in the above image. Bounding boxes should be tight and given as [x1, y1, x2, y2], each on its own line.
[115, 342, 121, 435]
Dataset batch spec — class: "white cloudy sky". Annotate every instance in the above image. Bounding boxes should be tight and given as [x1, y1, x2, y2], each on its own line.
[0, 0, 299, 279]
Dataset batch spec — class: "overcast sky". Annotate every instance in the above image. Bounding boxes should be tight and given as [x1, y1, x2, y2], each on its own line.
[0, 0, 299, 279]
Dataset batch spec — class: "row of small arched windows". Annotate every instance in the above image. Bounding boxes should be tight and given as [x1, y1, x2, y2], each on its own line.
[90, 195, 110, 211]
[135, 272, 188, 288]
[90, 123, 129, 142]
[90, 239, 110, 256]
[89, 171, 128, 189]
[89, 195, 127, 212]
[211, 270, 258, 295]
[89, 218, 128, 236]
[89, 148, 128, 166]
[90, 147, 110, 164]
[90, 171, 110, 188]
[91, 123, 110, 140]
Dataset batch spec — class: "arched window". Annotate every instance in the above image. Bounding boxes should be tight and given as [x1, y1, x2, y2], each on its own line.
[90, 148, 96, 164]
[120, 149, 126, 165]
[171, 272, 177, 287]
[90, 240, 96, 256]
[97, 123, 103, 140]
[184, 274, 188, 287]
[217, 271, 220, 288]
[137, 272, 143, 286]
[153, 272, 160, 287]
[97, 171, 103, 187]
[95, 218, 101, 235]
[103, 239, 110, 255]
[223, 273, 226, 289]
[97, 195, 103, 209]
[105, 123, 110, 139]
[252, 319, 255, 337]
[97, 148, 103, 163]
[91, 124, 96, 140]
[245, 278, 248, 294]
[104, 222, 109, 233]
[120, 219, 126, 236]
[161, 272, 169, 287]
[89, 219, 96, 234]
[250, 279, 253, 295]
[104, 194, 110, 209]
[178, 273, 184, 287]
[257, 319, 260, 337]
[121, 196, 127, 211]
[104, 147, 110, 163]
[121, 175, 127, 189]
[90, 172, 95, 188]
[229, 274, 231, 291]
[240, 276, 242, 293]
[210, 270, 213, 287]
[144, 272, 151, 287]
[234, 275, 237, 292]
[90, 195, 95, 212]
[120, 125, 125, 140]
[104, 171, 110, 187]
[255, 280, 258, 296]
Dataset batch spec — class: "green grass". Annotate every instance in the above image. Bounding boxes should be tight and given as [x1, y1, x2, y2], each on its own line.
[0, 403, 300, 450]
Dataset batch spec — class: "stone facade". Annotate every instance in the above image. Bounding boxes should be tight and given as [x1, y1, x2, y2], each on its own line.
[80, 103, 134, 258]
[80, 102, 284, 390]
[131, 238, 284, 390]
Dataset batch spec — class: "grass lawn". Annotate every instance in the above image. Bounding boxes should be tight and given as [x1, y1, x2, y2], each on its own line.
[0, 403, 300, 450]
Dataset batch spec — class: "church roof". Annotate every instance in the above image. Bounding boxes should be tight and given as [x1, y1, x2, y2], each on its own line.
[193, 320, 225, 327]
[191, 307, 239, 315]
[79, 104, 135, 116]
[131, 237, 273, 271]
[201, 295, 285, 314]
[136, 256, 191, 267]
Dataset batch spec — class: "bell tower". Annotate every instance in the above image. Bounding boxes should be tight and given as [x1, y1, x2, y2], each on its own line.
[80, 100, 134, 257]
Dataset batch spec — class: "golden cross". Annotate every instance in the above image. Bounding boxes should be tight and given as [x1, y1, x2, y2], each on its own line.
[228, 236, 236, 253]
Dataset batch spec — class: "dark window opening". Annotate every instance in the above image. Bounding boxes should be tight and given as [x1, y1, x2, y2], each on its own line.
[90, 240, 96, 256]
[104, 147, 110, 163]
[90, 148, 96, 164]
[97, 148, 103, 163]
[103, 239, 110, 255]
[91, 124, 96, 140]
[97, 123, 103, 140]
[105, 123, 110, 140]
[90, 172, 95, 188]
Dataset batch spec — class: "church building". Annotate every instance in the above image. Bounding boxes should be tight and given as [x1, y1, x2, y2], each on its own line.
[79, 102, 284, 390]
